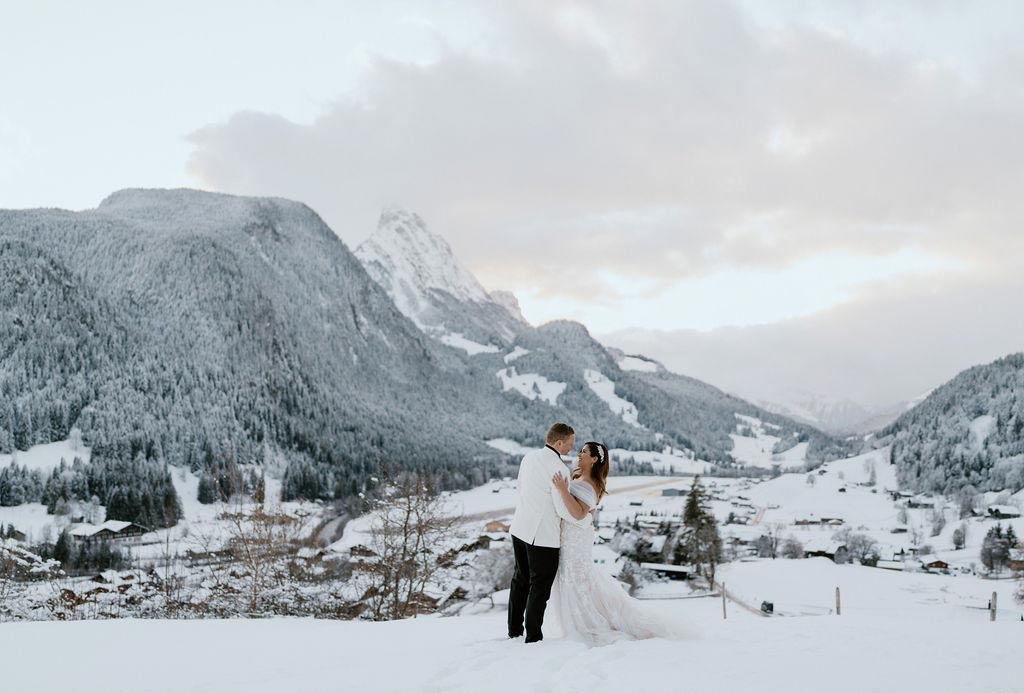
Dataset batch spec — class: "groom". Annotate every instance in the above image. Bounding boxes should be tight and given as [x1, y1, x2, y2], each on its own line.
[507, 422, 576, 643]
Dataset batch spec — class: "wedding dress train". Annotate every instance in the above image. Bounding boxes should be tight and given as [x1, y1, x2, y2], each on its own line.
[548, 480, 701, 646]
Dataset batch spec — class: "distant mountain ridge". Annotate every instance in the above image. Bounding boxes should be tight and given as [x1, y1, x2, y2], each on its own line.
[756, 392, 926, 435]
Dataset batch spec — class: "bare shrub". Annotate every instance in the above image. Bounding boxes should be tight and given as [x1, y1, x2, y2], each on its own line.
[352, 473, 461, 621]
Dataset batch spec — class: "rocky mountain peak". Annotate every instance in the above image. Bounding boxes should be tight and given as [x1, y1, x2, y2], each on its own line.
[355, 207, 525, 341]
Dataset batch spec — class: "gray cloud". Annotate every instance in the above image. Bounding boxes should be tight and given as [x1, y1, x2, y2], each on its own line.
[186, 1, 1024, 302]
[604, 270, 1024, 410]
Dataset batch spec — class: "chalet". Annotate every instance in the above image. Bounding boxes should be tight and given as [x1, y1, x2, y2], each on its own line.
[484, 520, 510, 533]
[629, 500, 644, 507]
[1008, 549, 1024, 572]
[803, 539, 848, 563]
[920, 556, 950, 573]
[68, 520, 148, 545]
[296, 547, 328, 563]
[185, 548, 233, 566]
[987, 505, 1021, 520]
[407, 591, 439, 614]
[640, 562, 694, 581]
[438, 536, 492, 567]
[647, 535, 668, 555]
[838, 487, 847, 493]
[890, 527, 908, 534]
[438, 586, 469, 611]
[905, 497, 934, 509]
[349, 544, 377, 558]
[3, 527, 27, 542]
[661, 489, 686, 497]
[90, 570, 138, 586]
[875, 560, 905, 572]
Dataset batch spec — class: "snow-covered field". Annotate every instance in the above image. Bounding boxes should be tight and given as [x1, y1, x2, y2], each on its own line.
[4, 432, 1024, 692]
[495, 367, 567, 405]
[719, 556, 1022, 619]
[0, 437, 90, 473]
[1, 587, 1020, 693]
[439, 332, 500, 355]
[618, 355, 659, 372]
[584, 369, 642, 428]
[728, 414, 809, 469]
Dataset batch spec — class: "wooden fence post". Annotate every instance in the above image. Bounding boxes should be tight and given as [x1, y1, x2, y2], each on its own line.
[835, 586, 841, 616]
[722, 582, 727, 620]
[991, 591, 997, 622]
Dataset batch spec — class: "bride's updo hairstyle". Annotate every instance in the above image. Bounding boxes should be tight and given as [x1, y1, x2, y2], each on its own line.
[583, 441, 610, 501]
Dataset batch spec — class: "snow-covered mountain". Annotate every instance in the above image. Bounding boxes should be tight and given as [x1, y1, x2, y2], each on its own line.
[0, 189, 851, 524]
[755, 394, 879, 435]
[356, 207, 526, 345]
[882, 352, 1024, 495]
[355, 207, 851, 466]
[0, 189, 551, 516]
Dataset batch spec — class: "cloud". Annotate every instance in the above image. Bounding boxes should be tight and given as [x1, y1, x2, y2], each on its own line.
[603, 270, 1024, 408]
[186, 0, 1024, 315]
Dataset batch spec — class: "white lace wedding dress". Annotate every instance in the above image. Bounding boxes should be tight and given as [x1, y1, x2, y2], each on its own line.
[548, 480, 701, 646]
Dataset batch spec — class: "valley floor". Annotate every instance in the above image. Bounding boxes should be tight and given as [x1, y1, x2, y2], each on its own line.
[2, 580, 1020, 693]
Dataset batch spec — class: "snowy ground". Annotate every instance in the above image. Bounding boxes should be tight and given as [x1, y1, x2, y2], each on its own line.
[4, 437, 1024, 691]
[719, 556, 1023, 619]
[438, 332, 500, 356]
[728, 414, 811, 469]
[0, 437, 90, 473]
[1, 587, 1020, 693]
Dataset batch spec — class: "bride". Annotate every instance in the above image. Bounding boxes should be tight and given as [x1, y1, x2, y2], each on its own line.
[549, 441, 701, 646]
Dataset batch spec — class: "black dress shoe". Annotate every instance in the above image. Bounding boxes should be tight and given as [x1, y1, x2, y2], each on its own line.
[508, 632, 523, 639]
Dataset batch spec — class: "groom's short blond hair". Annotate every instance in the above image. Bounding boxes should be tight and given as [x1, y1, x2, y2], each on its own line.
[546, 423, 575, 444]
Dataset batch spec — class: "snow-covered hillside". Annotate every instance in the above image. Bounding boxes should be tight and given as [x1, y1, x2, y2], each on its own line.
[584, 369, 642, 428]
[0, 437, 90, 473]
[728, 414, 808, 469]
[496, 367, 566, 405]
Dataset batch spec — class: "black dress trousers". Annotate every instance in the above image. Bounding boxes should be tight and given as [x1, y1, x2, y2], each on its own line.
[508, 534, 560, 642]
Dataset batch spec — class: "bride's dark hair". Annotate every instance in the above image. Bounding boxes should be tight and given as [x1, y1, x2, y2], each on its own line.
[575, 441, 610, 500]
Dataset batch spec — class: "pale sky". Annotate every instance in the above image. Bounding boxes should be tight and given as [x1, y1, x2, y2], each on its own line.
[3, 1, 1022, 408]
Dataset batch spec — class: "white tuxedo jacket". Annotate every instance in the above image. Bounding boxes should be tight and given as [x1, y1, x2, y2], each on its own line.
[509, 446, 574, 548]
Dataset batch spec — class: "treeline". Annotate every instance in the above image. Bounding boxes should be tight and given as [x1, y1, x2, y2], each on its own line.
[42, 452, 182, 529]
[280, 456, 520, 502]
[0, 463, 45, 506]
